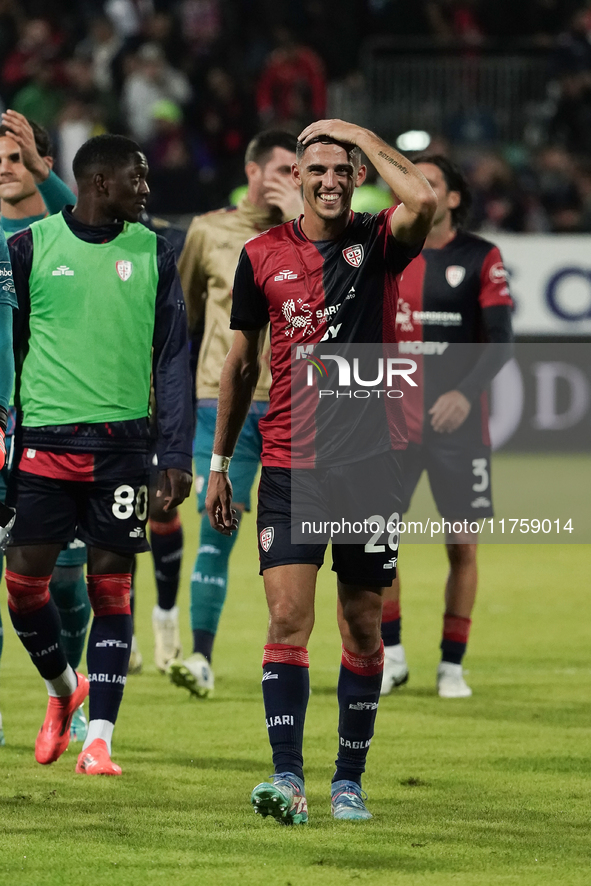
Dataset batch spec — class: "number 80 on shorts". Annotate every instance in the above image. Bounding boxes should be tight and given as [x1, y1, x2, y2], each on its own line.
[112, 484, 148, 521]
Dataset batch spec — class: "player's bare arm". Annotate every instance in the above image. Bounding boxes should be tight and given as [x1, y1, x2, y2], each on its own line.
[206, 327, 267, 534]
[1, 109, 51, 183]
[298, 119, 437, 243]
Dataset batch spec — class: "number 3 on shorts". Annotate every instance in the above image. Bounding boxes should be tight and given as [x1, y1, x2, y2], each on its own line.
[112, 484, 148, 521]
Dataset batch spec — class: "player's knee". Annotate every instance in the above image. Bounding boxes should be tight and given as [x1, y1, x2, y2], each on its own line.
[446, 543, 477, 568]
[87, 573, 132, 617]
[5, 571, 51, 614]
[268, 600, 314, 642]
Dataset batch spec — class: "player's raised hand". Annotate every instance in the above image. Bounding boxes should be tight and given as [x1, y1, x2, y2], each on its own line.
[429, 390, 471, 433]
[298, 119, 366, 148]
[264, 172, 303, 221]
[156, 468, 193, 510]
[206, 471, 238, 535]
[1, 110, 50, 182]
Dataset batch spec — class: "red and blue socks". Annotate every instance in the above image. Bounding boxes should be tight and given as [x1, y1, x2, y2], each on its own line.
[261, 644, 309, 782]
[86, 574, 132, 725]
[333, 643, 384, 786]
[5, 571, 69, 681]
[441, 613, 471, 665]
[150, 515, 183, 611]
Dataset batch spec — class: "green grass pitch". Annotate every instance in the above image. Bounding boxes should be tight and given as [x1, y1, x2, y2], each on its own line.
[0, 469, 589, 885]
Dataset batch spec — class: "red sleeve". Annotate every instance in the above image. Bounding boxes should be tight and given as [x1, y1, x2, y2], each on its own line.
[479, 245, 513, 309]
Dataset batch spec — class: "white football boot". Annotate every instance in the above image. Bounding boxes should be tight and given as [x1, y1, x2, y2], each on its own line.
[128, 635, 143, 674]
[168, 652, 214, 698]
[380, 644, 409, 695]
[152, 605, 182, 672]
[437, 661, 472, 698]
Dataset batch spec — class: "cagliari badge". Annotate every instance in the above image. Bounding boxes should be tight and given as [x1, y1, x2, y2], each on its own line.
[445, 265, 465, 287]
[343, 244, 364, 267]
[116, 260, 133, 281]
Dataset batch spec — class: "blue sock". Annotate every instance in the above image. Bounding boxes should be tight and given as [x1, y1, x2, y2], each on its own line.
[87, 615, 132, 723]
[190, 518, 238, 657]
[333, 645, 384, 787]
[262, 644, 310, 782]
[150, 515, 183, 611]
[50, 567, 91, 670]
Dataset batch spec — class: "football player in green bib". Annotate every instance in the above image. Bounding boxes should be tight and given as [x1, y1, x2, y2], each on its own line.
[6, 134, 193, 775]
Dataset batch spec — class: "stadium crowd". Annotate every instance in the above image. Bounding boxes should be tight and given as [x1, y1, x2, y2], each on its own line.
[0, 1, 590, 227]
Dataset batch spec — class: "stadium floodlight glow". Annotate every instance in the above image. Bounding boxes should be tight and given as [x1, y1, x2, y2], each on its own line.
[396, 130, 431, 152]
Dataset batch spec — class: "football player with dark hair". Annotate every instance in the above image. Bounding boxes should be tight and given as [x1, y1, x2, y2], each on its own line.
[380, 155, 513, 698]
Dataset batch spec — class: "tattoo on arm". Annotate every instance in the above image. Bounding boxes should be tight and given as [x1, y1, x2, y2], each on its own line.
[377, 150, 408, 174]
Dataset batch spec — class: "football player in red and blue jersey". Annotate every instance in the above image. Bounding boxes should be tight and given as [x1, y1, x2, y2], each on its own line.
[379, 155, 513, 699]
[205, 119, 437, 823]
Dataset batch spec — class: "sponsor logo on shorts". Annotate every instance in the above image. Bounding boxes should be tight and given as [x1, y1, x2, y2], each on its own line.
[266, 715, 294, 728]
[445, 265, 465, 287]
[129, 526, 145, 537]
[348, 701, 379, 710]
[262, 671, 279, 682]
[343, 244, 364, 267]
[383, 558, 397, 569]
[260, 526, 274, 552]
[471, 496, 491, 508]
[116, 260, 133, 281]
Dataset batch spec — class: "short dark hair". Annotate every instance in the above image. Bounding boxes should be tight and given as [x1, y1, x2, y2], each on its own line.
[296, 137, 362, 168]
[72, 134, 143, 181]
[0, 119, 53, 158]
[244, 130, 298, 166]
[415, 153, 472, 227]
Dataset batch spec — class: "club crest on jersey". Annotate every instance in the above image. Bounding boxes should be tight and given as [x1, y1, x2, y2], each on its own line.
[445, 265, 465, 288]
[342, 244, 364, 267]
[260, 526, 274, 552]
[116, 260, 133, 281]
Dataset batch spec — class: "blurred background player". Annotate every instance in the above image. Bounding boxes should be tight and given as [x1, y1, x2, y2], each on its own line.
[0, 219, 16, 747]
[0, 110, 91, 742]
[127, 210, 189, 676]
[380, 155, 513, 699]
[6, 134, 193, 774]
[166, 130, 303, 696]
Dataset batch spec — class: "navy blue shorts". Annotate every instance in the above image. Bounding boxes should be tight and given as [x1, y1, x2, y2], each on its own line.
[8, 457, 151, 555]
[400, 438, 493, 520]
[256, 451, 403, 587]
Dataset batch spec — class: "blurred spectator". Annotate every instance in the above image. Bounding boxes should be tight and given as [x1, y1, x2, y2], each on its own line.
[12, 66, 64, 130]
[552, 6, 591, 78]
[2, 18, 64, 101]
[426, 0, 486, 47]
[534, 144, 583, 231]
[122, 42, 192, 143]
[77, 16, 123, 94]
[256, 27, 326, 129]
[197, 66, 255, 194]
[468, 152, 530, 231]
[178, 0, 223, 60]
[104, 0, 154, 40]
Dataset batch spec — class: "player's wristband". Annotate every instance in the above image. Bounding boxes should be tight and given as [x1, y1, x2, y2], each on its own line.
[210, 453, 232, 473]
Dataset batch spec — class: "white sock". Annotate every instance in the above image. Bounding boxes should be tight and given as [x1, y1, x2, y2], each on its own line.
[44, 665, 77, 698]
[83, 719, 114, 754]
